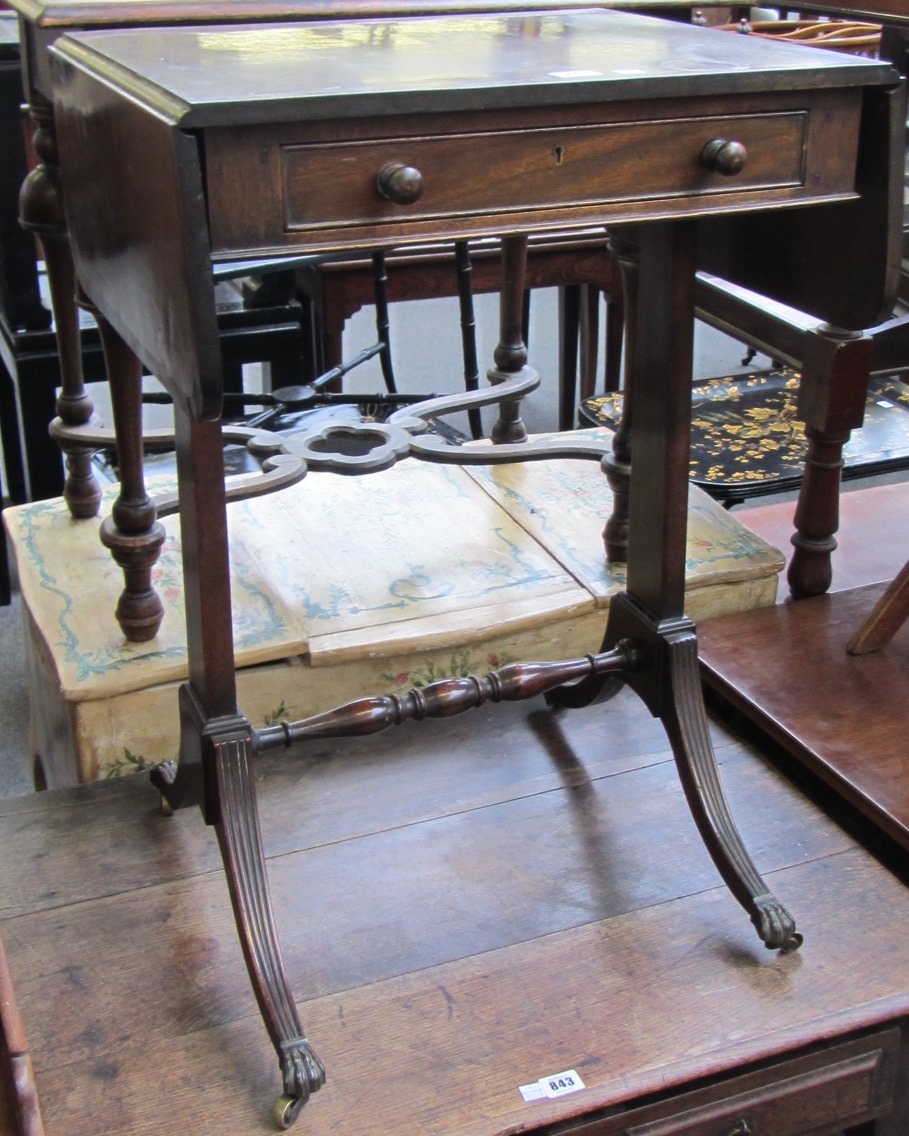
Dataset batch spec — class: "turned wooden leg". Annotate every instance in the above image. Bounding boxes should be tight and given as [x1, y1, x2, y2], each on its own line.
[372, 250, 397, 394]
[788, 325, 872, 599]
[601, 228, 640, 564]
[89, 308, 166, 642]
[18, 100, 101, 518]
[455, 240, 484, 440]
[602, 270, 625, 395]
[558, 283, 581, 431]
[488, 233, 529, 444]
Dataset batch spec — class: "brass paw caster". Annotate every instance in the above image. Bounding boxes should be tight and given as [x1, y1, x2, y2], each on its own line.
[159, 795, 174, 817]
[274, 1094, 303, 1129]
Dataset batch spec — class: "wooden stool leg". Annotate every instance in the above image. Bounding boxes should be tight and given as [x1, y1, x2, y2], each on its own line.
[372, 250, 397, 393]
[578, 282, 601, 401]
[558, 283, 581, 431]
[488, 233, 529, 444]
[455, 241, 484, 440]
[602, 275, 625, 394]
[18, 101, 101, 520]
[788, 325, 872, 599]
[848, 557, 909, 654]
[602, 229, 640, 563]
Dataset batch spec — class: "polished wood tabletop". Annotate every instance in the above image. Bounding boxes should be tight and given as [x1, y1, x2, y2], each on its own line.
[7, 0, 746, 101]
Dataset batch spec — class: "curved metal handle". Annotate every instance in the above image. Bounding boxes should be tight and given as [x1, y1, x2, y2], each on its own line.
[376, 162, 424, 204]
[700, 138, 748, 176]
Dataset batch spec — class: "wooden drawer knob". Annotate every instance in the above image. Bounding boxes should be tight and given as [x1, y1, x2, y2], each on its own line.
[376, 162, 424, 204]
[700, 138, 748, 175]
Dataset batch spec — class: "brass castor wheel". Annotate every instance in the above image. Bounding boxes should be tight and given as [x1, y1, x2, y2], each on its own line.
[274, 1094, 303, 1129]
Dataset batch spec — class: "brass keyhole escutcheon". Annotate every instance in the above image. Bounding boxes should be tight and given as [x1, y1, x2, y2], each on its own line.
[554, 145, 565, 165]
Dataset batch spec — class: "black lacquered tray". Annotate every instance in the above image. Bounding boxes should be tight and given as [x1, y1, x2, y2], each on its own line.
[580, 367, 909, 504]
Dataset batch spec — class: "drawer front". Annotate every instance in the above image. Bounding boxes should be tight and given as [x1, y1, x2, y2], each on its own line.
[204, 89, 863, 258]
[565, 1029, 900, 1136]
[281, 112, 805, 232]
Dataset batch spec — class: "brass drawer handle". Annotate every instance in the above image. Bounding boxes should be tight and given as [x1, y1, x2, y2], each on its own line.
[700, 137, 748, 175]
[376, 161, 424, 204]
[726, 1122, 752, 1136]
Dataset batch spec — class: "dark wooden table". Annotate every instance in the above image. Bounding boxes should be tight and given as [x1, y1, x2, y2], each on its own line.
[2, 694, 909, 1136]
[46, 7, 903, 1124]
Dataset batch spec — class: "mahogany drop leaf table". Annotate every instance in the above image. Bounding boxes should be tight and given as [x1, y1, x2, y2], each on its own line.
[48, 9, 903, 1123]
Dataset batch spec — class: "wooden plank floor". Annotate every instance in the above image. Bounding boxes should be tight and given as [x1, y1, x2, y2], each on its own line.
[734, 480, 909, 601]
[700, 479, 909, 851]
[3, 478, 909, 1135]
[3, 682, 909, 1134]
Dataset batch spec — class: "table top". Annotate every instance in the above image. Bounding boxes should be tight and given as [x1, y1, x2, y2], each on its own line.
[2, 694, 909, 1135]
[7, 0, 748, 101]
[8, 0, 742, 31]
[52, 9, 894, 128]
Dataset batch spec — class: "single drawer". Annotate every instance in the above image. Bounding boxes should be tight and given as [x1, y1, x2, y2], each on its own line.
[563, 1029, 900, 1136]
[280, 111, 806, 232]
[204, 88, 863, 257]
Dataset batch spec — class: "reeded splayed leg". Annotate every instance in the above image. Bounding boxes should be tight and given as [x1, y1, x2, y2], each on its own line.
[607, 596, 802, 952]
[18, 100, 101, 518]
[212, 718, 326, 1128]
[660, 626, 800, 949]
[162, 409, 323, 1127]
